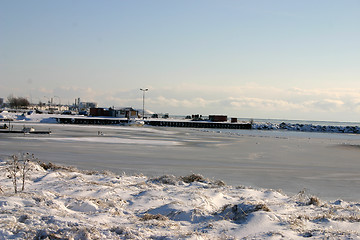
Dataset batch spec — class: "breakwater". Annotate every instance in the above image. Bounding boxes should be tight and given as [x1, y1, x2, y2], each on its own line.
[253, 122, 360, 134]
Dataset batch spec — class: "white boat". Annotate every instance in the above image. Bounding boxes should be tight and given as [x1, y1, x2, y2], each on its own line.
[22, 127, 35, 133]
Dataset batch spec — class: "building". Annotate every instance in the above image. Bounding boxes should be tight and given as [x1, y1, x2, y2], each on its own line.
[73, 98, 97, 113]
[90, 107, 138, 119]
[110, 107, 138, 119]
[209, 115, 227, 122]
[90, 108, 110, 117]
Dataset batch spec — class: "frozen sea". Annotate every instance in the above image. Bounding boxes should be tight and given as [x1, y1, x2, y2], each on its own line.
[1, 121, 360, 202]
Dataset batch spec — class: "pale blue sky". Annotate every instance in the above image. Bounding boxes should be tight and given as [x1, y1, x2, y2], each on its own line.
[1, 1, 360, 121]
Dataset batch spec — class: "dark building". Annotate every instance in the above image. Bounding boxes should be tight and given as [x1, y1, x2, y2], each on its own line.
[209, 115, 227, 122]
[89, 107, 138, 118]
[90, 108, 110, 117]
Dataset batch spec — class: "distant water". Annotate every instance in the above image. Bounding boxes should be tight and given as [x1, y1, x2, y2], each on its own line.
[171, 115, 360, 127]
[173, 116, 360, 141]
[245, 118, 360, 127]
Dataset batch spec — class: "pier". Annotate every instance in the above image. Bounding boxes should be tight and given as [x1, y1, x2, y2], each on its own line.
[145, 120, 251, 129]
[0, 130, 51, 134]
[55, 117, 129, 125]
[55, 117, 252, 129]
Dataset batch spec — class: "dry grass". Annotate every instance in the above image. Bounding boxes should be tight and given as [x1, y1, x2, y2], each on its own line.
[39, 161, 98, 175]
[140, 213, 169, 221]
[150, 175, 179, 185]
[181, 174, 206, 183]
[308, 196, 321, 206]
[216, 202, 271, 221]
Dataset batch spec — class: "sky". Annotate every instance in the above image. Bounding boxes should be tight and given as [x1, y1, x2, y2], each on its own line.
[1, 0, 360, 122]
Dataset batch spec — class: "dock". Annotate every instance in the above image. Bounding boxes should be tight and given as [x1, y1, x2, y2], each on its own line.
[145, 120, 251, 129]
[55, 117, 130, 125]
[54, 117, 252, 129]
[0, 122, 51, 134]
[0, 130, 51, 134]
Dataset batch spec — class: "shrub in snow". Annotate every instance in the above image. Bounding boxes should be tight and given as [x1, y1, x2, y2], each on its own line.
[212, 179, 226, 187]
[39, 161, 79, 172]
[140, 213, 169, 221]
[150, 174, 226, 187]
[308, 196, 322, 206]
[5, 153, 36, 193]
[293, 189, 323, 207]
[149, 175, 180, 185]
[39, 161, 71, 171]
[216, 202, 271, 221]
[181, 173, 206, 183]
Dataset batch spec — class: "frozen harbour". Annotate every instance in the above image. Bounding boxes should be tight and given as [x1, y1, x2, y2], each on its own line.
[1, 114, 360, 201]
[2, 112, 360, 238]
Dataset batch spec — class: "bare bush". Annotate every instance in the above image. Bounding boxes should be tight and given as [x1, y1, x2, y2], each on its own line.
[308, 196, 321, 206]
[150, 175, 179, 185]
[39, 161, 65, 171]
[217, 202, 271, 221]
[39, 161, 98, 175]
[6, 153, 36, 193]
[181, 174, 206, 183]
[293, 189, 322, 206]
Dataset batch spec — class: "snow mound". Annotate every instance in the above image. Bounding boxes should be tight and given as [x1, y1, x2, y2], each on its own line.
[0, 111, 63, 123]
[0, 160, 360, 239]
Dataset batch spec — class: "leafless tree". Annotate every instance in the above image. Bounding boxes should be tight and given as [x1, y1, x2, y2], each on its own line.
[7, 95, 30, 109]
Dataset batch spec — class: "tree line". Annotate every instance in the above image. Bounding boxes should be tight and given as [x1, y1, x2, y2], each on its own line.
[6, 95, 30, 109]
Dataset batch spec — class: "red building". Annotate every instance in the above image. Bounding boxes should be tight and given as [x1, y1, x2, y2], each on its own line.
[209, 115, 227, 122]
[90, 108, 110, 117]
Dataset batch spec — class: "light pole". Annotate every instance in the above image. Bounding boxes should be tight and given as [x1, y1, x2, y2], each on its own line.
[140, 88, 148, 120]
[43, 96, 50, 110]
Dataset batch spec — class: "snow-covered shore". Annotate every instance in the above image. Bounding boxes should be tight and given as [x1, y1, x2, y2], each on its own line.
[1, 160, 360, 239]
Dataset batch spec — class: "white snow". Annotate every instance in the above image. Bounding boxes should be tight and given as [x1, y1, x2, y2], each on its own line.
[1, 161, 360, 239]
[16, 136, 181, 146]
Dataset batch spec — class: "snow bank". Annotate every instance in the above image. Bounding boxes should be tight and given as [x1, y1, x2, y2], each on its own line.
[1, 160, 360, 239]
[0, 111, 59, 123]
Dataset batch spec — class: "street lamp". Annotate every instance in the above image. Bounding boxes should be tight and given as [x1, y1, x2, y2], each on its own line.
[140, 88, 148, 120]
[43, 96, 50, 107]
